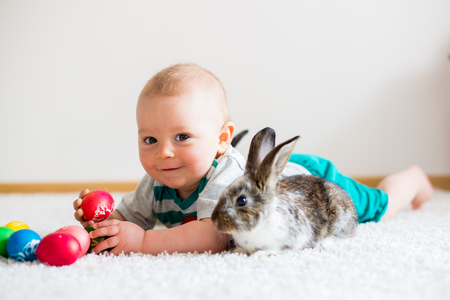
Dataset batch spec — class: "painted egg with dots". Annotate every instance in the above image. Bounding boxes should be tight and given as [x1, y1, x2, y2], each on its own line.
[36, 232, 81, 266]
[6, 229, 41, 262]
[85, 226, 113, 253]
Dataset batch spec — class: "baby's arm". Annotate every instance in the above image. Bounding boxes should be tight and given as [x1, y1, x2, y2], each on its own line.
[141, 218, 229, 254]
[89, 218, 229, 255]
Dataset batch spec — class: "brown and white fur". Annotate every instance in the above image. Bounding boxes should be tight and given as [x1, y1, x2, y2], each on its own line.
[211, 127, 357, 256]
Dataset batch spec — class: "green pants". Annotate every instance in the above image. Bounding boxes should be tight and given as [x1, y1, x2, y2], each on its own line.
[288, 154, 388, 223]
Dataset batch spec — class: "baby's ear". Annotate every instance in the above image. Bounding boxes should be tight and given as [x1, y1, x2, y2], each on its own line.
[217, 121, 235, 155]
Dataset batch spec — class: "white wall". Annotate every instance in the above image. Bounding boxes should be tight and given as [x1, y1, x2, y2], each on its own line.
[1, 0, 449, 183]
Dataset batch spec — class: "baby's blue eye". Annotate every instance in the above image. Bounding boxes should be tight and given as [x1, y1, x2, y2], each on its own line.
[175, 134, 189, 142]
[236, 196, 247, 207]
[144, 137, 157, 144]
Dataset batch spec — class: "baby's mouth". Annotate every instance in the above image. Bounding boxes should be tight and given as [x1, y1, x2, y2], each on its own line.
[161, 167, 182, 172]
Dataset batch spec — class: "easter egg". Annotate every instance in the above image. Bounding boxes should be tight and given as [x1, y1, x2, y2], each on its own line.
[5, 221, 30, 231]
[85, 226, 113, 253]
[55, 225, 90, 257]
[6, 229, 41, 262]
[0, 227, 15, 257]
[36, 233, 81, 266]
[80, 190, 115, 222]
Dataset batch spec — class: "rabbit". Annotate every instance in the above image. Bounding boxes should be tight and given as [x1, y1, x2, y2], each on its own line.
[211, 127, 358, 256]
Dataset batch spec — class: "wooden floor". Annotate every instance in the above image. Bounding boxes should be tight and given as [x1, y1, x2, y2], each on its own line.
[1, 175, 449, 193]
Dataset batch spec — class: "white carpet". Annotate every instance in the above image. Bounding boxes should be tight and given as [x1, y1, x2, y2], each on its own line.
[1, 190, 449, 300]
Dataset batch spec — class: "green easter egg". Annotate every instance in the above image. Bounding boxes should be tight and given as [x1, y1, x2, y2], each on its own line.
[0, 227, 15, 257]
[85, 227, 113, 253]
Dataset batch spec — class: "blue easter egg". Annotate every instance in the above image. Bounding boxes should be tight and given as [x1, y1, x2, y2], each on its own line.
[6, 229, 41, 262]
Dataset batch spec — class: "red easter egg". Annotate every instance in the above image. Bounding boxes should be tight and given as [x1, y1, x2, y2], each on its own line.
[55, 225, 90, 257]
[80, 190, 115, 222]
[36, 233, 81, 266]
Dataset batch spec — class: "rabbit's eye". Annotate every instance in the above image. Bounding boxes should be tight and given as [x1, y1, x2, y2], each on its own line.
[236, 196, 247, 207]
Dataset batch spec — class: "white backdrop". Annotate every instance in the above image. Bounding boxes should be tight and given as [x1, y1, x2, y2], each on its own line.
[1, 0, 449, 183]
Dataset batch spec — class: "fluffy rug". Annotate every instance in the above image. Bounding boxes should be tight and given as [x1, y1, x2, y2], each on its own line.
[1, 190, 449, 300]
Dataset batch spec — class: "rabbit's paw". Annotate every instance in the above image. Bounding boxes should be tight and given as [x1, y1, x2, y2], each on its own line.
[316, 237, 338, 251]
[231, 247, 251, 256]
[253, 249, 280, 257]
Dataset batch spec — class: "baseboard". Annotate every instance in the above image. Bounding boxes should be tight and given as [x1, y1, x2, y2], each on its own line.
[0, 182, 139, 194]
[0, 175, 449, 193]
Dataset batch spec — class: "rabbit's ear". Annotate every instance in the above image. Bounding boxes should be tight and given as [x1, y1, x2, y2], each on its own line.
[245, 127, 276, 176]
[231, 130, 249, 147]
[255, 135, 300, 189]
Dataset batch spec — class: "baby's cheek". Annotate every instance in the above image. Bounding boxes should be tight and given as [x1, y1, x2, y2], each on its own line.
[187, 151, 215, 175]
[139, 153, 156, 176]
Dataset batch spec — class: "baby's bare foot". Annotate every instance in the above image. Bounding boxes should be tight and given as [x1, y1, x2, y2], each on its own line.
[410, 165, 434, 209]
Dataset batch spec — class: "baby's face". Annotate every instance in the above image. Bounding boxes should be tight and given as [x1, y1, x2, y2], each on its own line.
[136, 89, 222, 200]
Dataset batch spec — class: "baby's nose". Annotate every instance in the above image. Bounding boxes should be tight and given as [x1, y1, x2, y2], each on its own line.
[156, 142, 175, 159]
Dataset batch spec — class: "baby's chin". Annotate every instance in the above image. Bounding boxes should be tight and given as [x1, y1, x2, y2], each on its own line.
[158, 177, 202, 195]
[149, 167, 210, 193]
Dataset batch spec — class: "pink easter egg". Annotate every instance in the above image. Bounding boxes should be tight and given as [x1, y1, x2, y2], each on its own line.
[36, 233, 81, 266]
[55, 225, 90, 257]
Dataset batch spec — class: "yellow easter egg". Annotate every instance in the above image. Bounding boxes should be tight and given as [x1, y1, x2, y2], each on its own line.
[4, 221, 30, 231]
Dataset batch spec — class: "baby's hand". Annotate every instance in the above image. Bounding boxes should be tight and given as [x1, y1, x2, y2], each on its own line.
[88, 219, 145, 255]
[73, 189, 95, 228]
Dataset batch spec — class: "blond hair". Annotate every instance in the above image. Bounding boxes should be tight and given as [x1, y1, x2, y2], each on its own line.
[139, 63, 231, 122]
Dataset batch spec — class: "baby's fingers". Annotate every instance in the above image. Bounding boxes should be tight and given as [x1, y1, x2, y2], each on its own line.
[74, 208, 83, 221]
[92, 219, 120, 230]
[79, 189, 90, 199]
[90, 223, 120, 239]
[92, 236, 119, 254]
[73, 198, 82, 210]
[73, 209, 94, 227]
